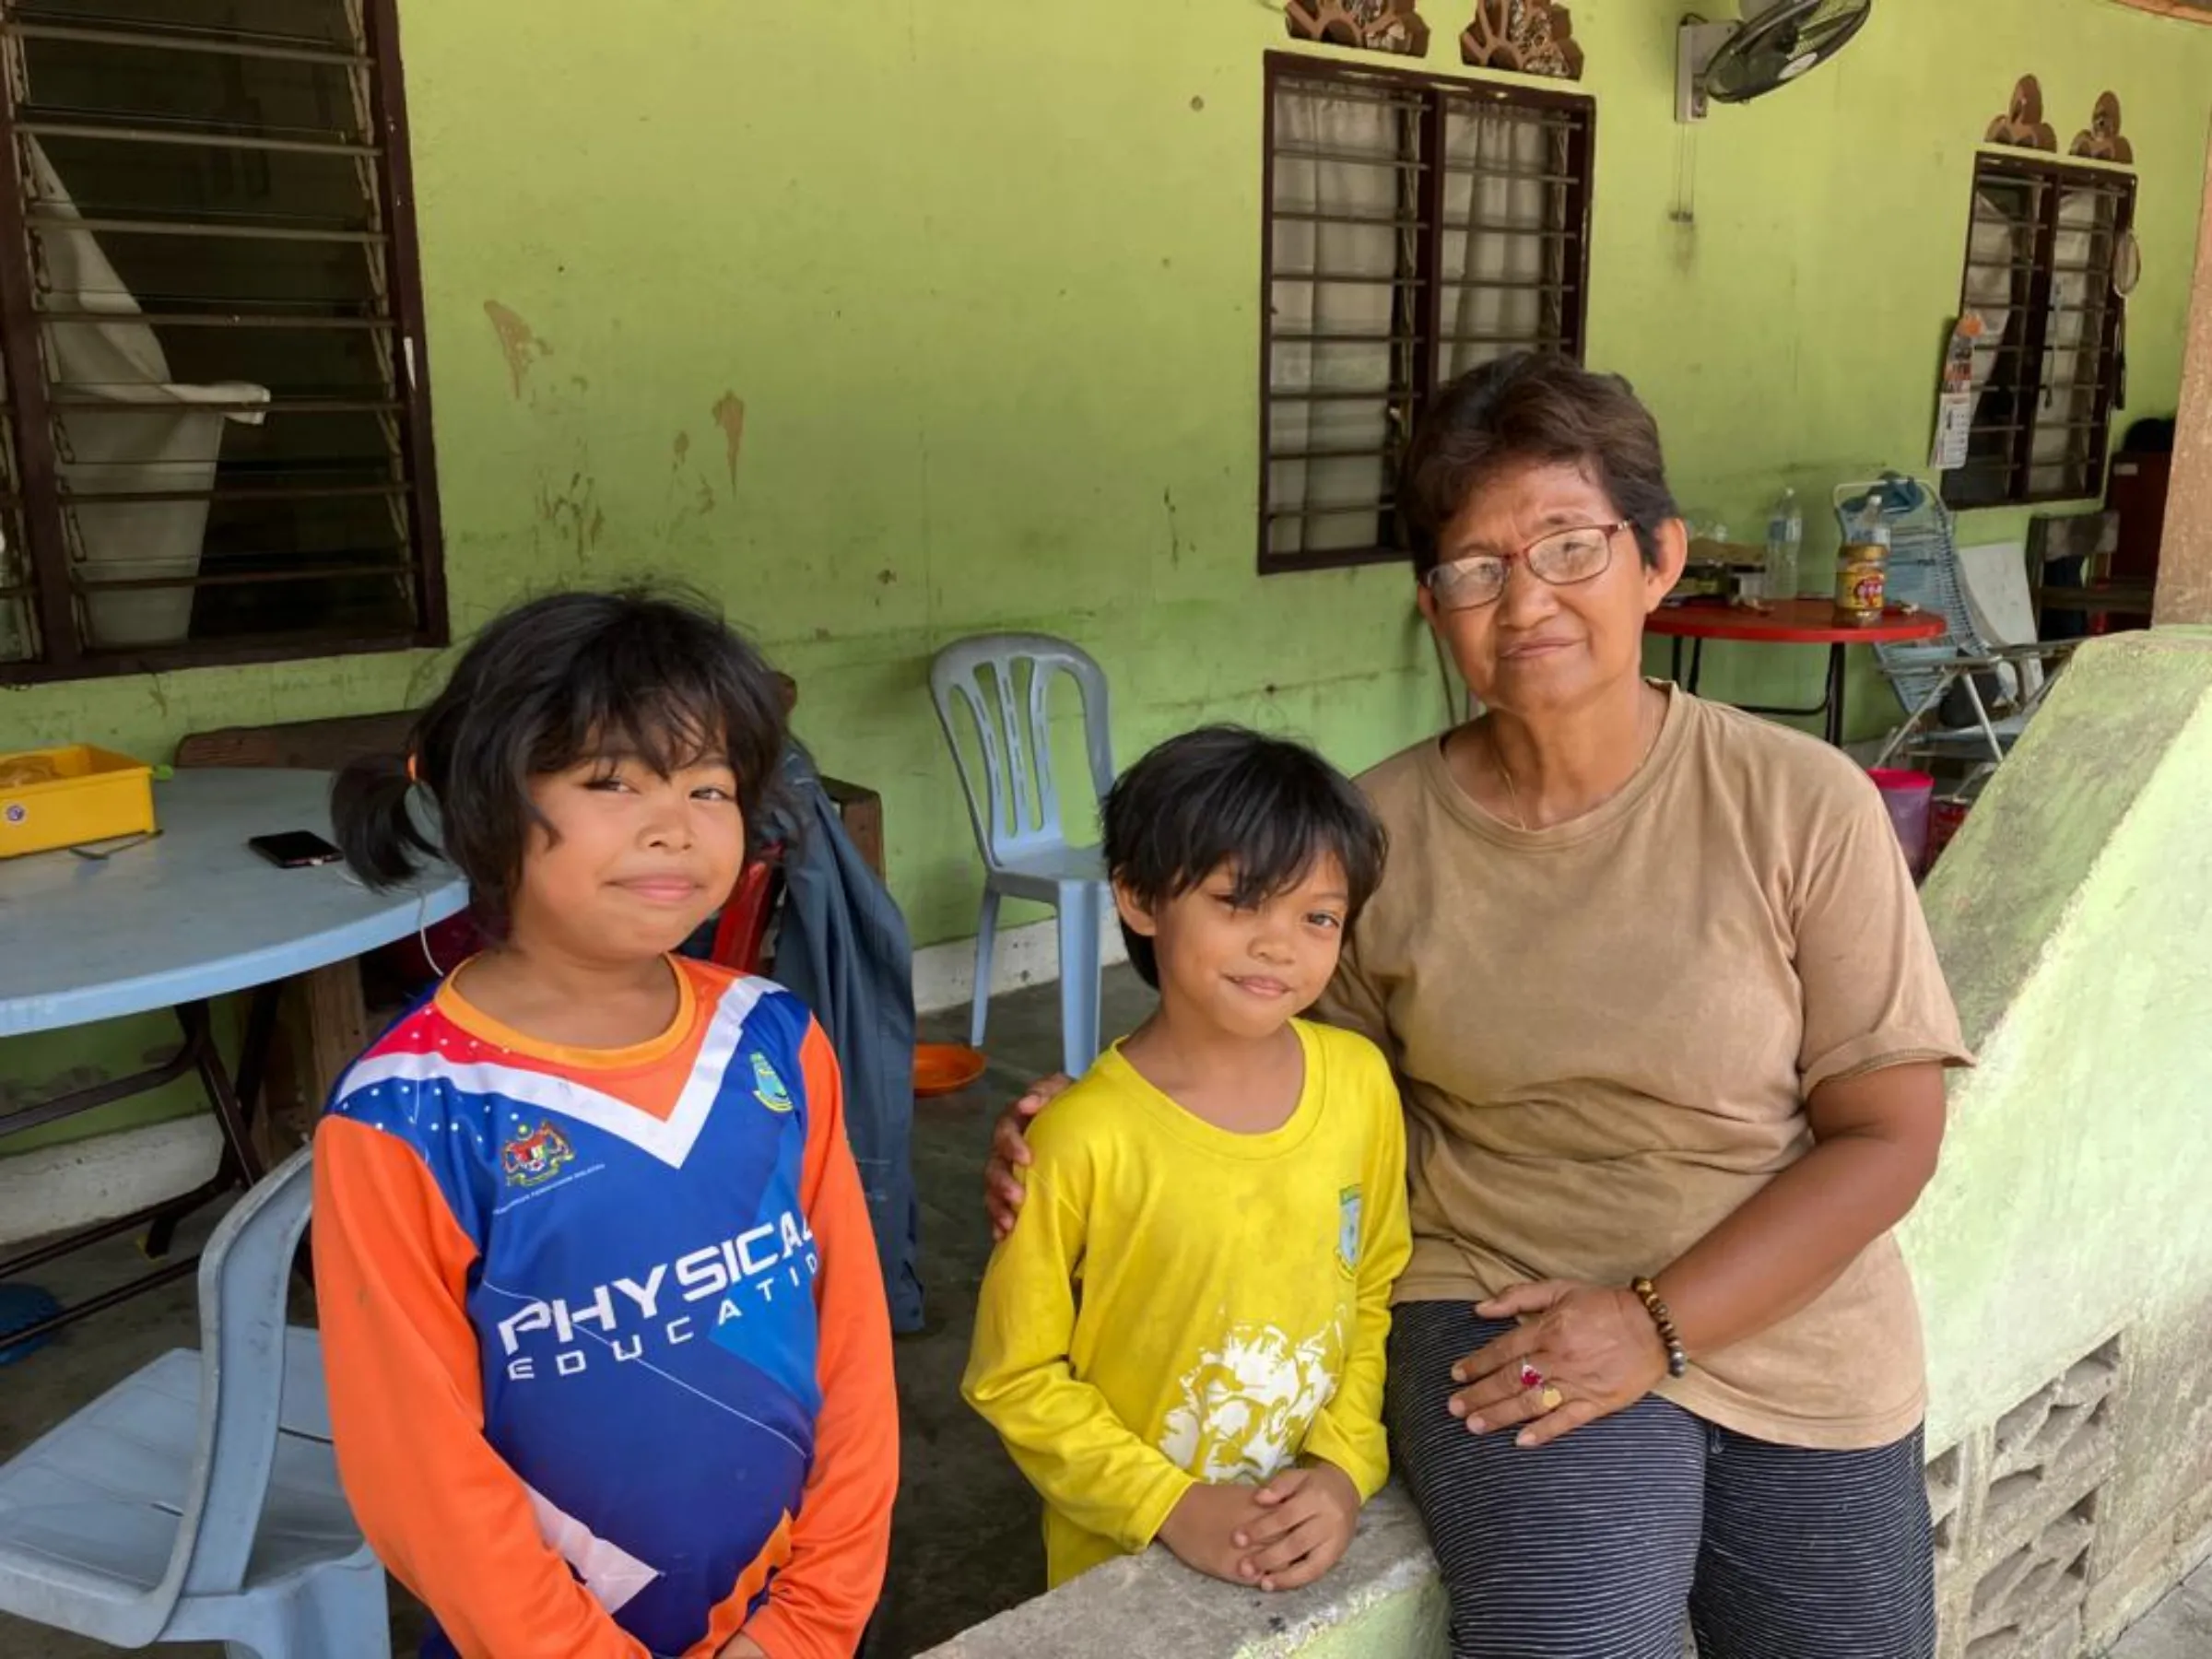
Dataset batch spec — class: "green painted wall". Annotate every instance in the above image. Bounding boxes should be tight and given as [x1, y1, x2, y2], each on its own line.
[4, 0, 2210, 1141]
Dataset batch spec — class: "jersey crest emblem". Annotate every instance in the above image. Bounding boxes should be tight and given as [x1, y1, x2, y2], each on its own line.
[501, 1121, 575, 1188]
[750, 1051, 795, 1114]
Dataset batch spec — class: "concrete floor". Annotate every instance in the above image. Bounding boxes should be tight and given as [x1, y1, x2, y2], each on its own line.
[882, 968, 1158, 1654]
[2107, 1561, 2212, 1659]
[0, 969, 1157, 1659]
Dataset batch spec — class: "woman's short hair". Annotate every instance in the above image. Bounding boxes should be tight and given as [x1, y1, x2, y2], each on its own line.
[1398, 350, 1680, 577]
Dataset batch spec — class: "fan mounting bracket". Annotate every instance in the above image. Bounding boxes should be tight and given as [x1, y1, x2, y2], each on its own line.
[1676, 16, 1739, 124]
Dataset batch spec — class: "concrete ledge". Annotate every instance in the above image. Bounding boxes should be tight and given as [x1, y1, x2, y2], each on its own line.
[0, 1111, 220, 1245]
[912, 908, 1129, 1018]
[1905, 629, 2212, 1656]
[917, 1484, 1444, 1659]
[1920, 629, 2212, 1044]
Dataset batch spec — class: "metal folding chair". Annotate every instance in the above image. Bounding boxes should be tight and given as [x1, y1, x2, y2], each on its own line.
[1834, 475, 2078, 780]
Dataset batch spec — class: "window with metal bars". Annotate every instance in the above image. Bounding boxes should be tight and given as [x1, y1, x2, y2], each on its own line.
[0, 0, 441, 684]
[1259, 53, 1593, 576]
[1942, 151, 2135, 512]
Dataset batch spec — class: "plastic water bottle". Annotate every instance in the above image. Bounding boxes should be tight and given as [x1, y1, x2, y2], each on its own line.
[1766, 487, 1803, 600]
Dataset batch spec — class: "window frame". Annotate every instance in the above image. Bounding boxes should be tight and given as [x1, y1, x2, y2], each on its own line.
[1940, 148, 2136, 513]
[1256, 51, 1595, 578]
[0, 0, 447, 686]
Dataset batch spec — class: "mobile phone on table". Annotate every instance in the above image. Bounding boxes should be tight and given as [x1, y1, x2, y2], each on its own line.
[248, 830, 343, 869]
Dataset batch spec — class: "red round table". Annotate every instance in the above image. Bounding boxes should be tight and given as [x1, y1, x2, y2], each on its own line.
[1647, 598, 1946, 747]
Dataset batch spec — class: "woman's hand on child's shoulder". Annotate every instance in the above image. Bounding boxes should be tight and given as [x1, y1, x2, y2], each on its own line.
[1157, 1482, 1268, 1586]
[983, 1074, 1072, 1241]
[1232, 1462, 1362, 1593]
[714, 1635, 767, 1659]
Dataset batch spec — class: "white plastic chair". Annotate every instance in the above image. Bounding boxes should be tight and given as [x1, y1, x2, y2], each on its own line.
[930, 634, 1114, 1080]
[0, 1147, 387, 1657]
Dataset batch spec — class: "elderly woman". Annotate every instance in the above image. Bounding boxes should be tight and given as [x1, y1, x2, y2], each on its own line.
[983, 352, 1969, 1657]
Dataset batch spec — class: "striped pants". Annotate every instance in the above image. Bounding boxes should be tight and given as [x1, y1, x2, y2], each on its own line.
[1385, 1302, 1936, 1659]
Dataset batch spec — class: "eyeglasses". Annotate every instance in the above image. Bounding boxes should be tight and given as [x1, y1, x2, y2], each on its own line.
[1421, 521, 1634, 612]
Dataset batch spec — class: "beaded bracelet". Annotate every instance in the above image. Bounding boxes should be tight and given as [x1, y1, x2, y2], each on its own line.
[1630, 1276, 1690, 1379]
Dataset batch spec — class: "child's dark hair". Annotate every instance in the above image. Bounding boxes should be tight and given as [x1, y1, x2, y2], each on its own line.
[333, 586, 788, 925]
[1102, 726, 1387, 990]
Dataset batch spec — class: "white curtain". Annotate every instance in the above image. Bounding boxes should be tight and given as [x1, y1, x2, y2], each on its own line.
[1266, 83, 1571, 566]
[1960, 180, 2112, 501]
[1963, 191, 2016, 380]
[1266, 84, 1404, 563]
[2028, 186, 2105, 499]
[1438, 107, 1559, 382]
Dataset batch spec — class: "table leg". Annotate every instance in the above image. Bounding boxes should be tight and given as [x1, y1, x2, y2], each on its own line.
[143, 986, 279, 1258]
[1715, 644, 1848, 741]
[3, 1252, 202, 1349]
[255, 960, 371, 1168]
[300, 961, 370, 1102]
[1, 982, 284, 1347]
[0, 1044, 198, 1140]
[822, 776, 886, 884]
[1825, 643, 1850, 747]
[1670, 637, 1686, 687]
[3, 1187, 223, 1278]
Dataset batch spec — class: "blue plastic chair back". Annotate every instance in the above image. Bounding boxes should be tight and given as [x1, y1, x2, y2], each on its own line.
[929, 634, 1115, 873]
[0, 1147, 378, 1656]
[1833, 475, 1983, 719]
[175, 1147, 315, 1603]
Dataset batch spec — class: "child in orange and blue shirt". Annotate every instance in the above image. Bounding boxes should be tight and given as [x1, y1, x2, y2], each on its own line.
[315, 589, 895, 1659]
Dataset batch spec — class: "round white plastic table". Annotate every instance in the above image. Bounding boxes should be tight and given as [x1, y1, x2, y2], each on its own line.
[0, 768, 465, 1038]
[0, 768, 465, 1346]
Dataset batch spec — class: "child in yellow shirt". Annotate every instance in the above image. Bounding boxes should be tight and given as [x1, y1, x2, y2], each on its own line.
[963, 726, 1410, 1594]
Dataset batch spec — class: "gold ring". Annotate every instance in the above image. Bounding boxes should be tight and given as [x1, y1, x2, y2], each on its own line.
[1539, 1385, 1565, 1412]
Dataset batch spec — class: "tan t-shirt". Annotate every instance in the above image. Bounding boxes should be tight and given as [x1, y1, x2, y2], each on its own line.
[1322, 687, 1971, 1450]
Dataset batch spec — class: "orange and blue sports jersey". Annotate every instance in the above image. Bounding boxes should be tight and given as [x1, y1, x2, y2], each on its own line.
[312, 957, 896, 1659]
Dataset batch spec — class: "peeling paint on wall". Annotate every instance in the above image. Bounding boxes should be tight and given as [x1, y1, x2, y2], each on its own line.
[535, 467, 604, 569]
[712, 393, 747, 484]
[656, 432, 719, 544]
[484, 300, 553, 397]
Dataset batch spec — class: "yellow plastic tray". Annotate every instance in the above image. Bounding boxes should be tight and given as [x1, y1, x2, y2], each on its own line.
[0, 745, 158, 859]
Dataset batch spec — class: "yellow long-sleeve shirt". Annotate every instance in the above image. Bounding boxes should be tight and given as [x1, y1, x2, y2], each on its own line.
[962, 1019, 1411, 1586]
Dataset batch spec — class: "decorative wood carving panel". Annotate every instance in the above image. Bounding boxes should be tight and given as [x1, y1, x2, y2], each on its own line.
[1284, 0, 1430, 57]
[1985, 75, 2057, 153]
[1460, 0, 1584, 79]
[2071, 92, 2134, 166]
[1966, 1342, 2121, 1655]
